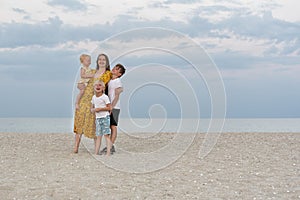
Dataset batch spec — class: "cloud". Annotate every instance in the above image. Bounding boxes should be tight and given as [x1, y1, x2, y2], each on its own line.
[1, 0, 300, 118]
[0, 16, 112, 48]
[1, 10, 299, 73]
[2, 7, 299, 56]
[272, 0, 300, 23]
[0, 46, 81, 83]
[47, 0, 88, 11]
[1, 16, 63, 48]
[12, 8, 27, 14]
[216, 11, 300, 43]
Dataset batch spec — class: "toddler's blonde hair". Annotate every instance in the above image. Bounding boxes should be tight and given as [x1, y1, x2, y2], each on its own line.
[80, 54, 91, 63]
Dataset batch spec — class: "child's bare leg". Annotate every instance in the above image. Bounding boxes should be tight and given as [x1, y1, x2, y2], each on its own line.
[75, 83, 86, 109]
[74, 134, 82, 153]
[110, 125, 117, 144]
[95, 136, 102, 155]
[104, 135, 112, 156]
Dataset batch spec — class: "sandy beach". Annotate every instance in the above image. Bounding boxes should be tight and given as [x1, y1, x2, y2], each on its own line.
[0, 132, 299, 199]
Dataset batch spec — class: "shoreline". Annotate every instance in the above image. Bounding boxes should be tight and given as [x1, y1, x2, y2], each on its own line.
[0, 132, 299, 199]
[1, 118, 300, 134]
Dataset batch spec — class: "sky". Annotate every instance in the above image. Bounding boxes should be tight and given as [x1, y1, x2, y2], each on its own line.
[0, 0, 299, 118]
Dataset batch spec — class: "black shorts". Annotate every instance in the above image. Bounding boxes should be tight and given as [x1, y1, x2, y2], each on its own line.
[110, 109, 120, 126]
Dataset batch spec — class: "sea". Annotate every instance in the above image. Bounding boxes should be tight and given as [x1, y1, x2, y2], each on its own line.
[0, 118, 300, 133]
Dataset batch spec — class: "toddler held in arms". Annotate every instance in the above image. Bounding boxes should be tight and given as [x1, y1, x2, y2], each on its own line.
[75, 54, 94, 110]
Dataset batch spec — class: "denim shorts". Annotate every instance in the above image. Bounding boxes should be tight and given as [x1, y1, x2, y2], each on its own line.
[95, 116, 111, 136]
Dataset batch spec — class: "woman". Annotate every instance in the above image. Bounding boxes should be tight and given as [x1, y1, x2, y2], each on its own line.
[73, 53, 112, 153]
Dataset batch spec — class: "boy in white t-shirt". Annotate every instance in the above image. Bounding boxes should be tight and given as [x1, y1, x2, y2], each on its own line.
[91, 80, 112, 156]
[102, 64, 125, 154]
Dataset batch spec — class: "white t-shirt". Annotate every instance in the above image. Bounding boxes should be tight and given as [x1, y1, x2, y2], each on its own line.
[91, 94, 110, 118]
[108, 78, 122, 109]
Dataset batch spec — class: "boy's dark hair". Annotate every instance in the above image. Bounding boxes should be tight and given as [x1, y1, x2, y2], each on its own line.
[115, 63, 126, 77]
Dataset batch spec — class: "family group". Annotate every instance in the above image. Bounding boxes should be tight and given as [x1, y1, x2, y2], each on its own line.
[73, 53, 125, 156]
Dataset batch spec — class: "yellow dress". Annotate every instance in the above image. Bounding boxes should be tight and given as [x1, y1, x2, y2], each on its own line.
[73, 70, 112, 138]
[78, 66, 93, 86]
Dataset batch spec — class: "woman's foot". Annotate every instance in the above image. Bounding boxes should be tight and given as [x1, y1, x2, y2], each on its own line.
[74, 135, 81, 153]
[73, 146, 78, 153]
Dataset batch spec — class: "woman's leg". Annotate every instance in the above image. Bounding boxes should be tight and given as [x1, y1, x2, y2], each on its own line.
[74, 134, 82, 153]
